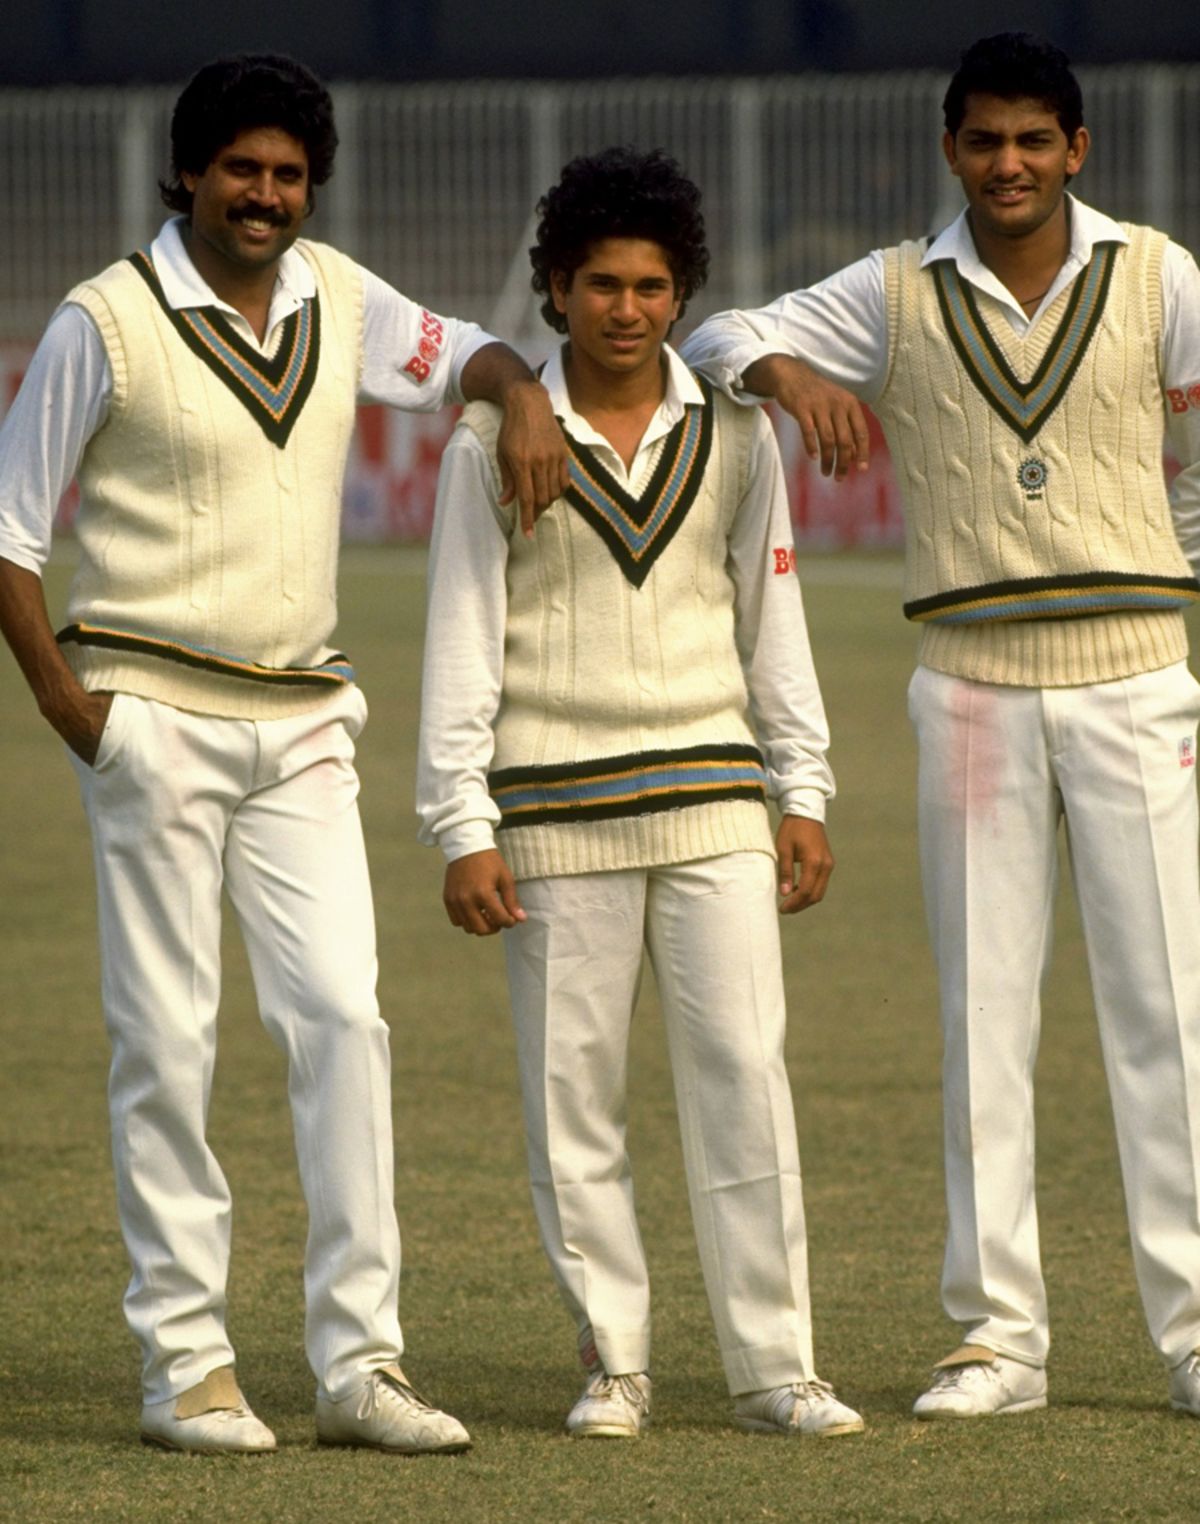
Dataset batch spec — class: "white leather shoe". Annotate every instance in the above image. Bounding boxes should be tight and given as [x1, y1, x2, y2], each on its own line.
[566, 1369, 652, 1438]
[734, 1379, 864, 1437]
[140, 1366, 276, 1453]
[913, 1348, 1047, 1419]
[316, 1364, 471, 1454]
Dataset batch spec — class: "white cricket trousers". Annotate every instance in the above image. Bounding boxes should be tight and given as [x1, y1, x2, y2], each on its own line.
[69, 688, 403, 1404]
[909, 661, 1200, 1368]
[503, 851, 816, 1396]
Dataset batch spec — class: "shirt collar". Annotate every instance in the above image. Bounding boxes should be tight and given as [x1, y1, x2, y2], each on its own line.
[541, 341, 705, 450]
[920, 193, 1129, 316]
[149, 216, 316, 316]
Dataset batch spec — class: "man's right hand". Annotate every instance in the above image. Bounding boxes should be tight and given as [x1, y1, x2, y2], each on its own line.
[443, 848, 526, 936]
[59, 689, 114, 766]
[743, 353, 871, 481]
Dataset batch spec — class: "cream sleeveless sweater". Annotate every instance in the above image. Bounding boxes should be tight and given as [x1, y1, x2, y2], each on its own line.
[460, 387, 776, 881]
[874, 226, 1197, 687]
[58, 238, 363, 718]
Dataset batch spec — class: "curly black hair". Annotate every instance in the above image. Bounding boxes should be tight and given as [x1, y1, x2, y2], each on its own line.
[159, 53, 338, 216]
[530, 146, 709, 333]
[943, 32, 1083, 139]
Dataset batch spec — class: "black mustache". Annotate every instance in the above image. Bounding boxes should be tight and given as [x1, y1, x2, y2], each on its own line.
[229, 206, 289, 227]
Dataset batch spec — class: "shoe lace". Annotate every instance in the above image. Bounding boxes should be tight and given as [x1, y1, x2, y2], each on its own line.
[588, 1372, 649, 1413]
[931, 1362, 996, 1393]
[778, 1379, 837, 1419]
[357, 1370, 439, 1423]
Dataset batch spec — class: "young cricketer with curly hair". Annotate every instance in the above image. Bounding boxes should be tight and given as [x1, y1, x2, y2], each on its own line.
[417, 146, 862, 1439]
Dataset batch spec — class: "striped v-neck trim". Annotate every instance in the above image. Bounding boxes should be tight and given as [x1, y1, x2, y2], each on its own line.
[931, 242, 1118, 445]
[129, 249, 321, 448]
[561, 377, 715, 589]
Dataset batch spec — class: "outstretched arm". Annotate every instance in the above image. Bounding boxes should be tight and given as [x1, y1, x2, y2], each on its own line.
[678, 250, 888, 481]
[460, 342, 570, 537]
[743, 354, 871, 481]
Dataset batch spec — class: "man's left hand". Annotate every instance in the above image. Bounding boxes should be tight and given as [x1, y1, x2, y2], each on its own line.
[776, 815, 834, 914]
[496, 379, 570, 536]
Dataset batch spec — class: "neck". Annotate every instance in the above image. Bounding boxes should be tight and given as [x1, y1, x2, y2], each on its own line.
[968, 198, 1072, 309]
[561, 349, 669, 471]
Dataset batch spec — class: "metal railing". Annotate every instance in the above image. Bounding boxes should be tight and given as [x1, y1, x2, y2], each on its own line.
[2, 68, 1196, 545]
[1, 67, 1197, 347]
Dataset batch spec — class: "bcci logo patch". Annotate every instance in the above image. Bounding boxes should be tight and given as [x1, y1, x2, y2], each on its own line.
[1182, 738, 1195, 770]
[1017, 457, 1048, 500]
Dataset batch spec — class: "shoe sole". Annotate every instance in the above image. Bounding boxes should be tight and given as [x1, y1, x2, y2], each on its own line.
[733, 1416, 865, 1438]
[140, 1432, 277, 1455]
[1169, 1400, 1200, 1416]
[566, 1423, 647, 1438]
[914, 1394, 1047, 1421]
[316, 1436, 472, 1455]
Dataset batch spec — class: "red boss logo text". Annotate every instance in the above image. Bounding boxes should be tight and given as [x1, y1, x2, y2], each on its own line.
[773, 547, 797, 575]
[1166, 382, 1200, 413]
[402, 310, 446, 384]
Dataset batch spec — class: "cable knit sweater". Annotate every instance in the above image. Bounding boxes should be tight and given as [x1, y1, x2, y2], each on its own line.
[874, 225, 1198, 687]
[58, 238, 363, 719]
[455, 386, 781, 880]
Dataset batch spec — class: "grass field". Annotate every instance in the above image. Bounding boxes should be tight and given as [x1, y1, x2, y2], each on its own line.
[3, 546, 1200, 1522]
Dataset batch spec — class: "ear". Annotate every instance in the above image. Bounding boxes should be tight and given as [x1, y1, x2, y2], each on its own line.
[942, 129, 961, 178]
[550, 269, 571, 315]
[1065, 125, 1090, 178]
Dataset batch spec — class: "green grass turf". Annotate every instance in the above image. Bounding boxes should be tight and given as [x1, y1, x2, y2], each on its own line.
[3, 546, 1200, 1521]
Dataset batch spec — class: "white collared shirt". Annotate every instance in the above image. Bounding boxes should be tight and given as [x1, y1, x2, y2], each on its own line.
[0, 217, 493, 572]
[679, 195, 1200, 571]
[416, 341, 834, 863]
[539, 342, 706, 490]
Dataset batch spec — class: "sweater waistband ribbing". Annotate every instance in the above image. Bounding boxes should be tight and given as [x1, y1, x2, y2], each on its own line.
[489, 742, 767, 831]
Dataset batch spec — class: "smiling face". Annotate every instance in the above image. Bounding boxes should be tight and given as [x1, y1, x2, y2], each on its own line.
[182, 125, 310, 281]
[943, 93, 1089, 245]
[551, 237, 682, 386]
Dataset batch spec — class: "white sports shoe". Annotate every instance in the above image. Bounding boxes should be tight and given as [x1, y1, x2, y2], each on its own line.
[140, 1367, 276, 1454]
[566, 1369, 652, 1438]
[1168, 1351, 1200, 1415]
[316, 1364, 471, 1454]
[734, 1379, 864, 1437]
[913, 1352, 1047, 1419]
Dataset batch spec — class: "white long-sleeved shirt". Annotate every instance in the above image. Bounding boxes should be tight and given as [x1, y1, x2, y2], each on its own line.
[679, 195, 1200, 576]
[0, 216, 494, 573]
[417, 343, 834, 864]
